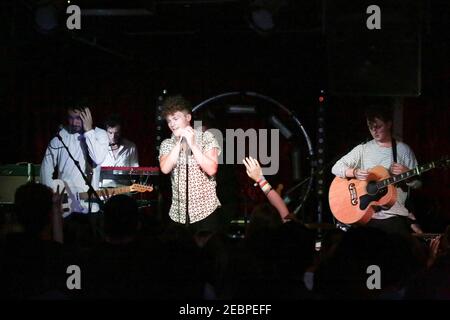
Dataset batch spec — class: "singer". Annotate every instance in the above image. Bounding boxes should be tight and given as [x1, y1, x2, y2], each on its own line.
[40, 102, 109, 214]
[159, 95, 222, 234]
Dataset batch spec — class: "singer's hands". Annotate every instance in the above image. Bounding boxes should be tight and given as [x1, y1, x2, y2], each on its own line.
[243, 156, 263, 182]
[79, 107, 93, 132]
[390, 162, 409, 175]
[160, 127, 194, 175]
[180, 126, 196, 147]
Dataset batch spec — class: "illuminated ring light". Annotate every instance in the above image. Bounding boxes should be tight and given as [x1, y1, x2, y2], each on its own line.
[192, 91, 315, 217]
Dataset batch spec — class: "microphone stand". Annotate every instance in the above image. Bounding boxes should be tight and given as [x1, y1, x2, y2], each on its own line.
[290, 157, 341, 216]
[283, 176, 311, 204]
[56, 129, 103, 214]
[184, 140, 190, 227]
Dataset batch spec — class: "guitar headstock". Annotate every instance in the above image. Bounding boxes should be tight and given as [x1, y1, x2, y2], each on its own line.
[130, 184, 153, 193]
[435, 155, 450, 169]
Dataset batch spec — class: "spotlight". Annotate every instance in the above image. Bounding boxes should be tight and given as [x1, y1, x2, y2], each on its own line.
[34, 4, 60, 34]
[249, 8, 274, 33]
[247, 0, 287, 35]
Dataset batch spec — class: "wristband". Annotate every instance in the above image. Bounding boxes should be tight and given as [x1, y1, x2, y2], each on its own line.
[254, 176, 265, 187]
[261, 183, 272, 195]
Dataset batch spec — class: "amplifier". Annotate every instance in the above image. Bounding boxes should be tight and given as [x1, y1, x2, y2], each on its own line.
[0, 164, 40, 203]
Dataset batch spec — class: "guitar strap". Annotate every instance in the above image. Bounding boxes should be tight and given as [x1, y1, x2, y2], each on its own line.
[80, 135, 94, 184]
[392, 138, 397, 163]
[393, 138, 413, 208]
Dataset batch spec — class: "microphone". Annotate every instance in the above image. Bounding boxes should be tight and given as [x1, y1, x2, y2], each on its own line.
[180, 137, 190, 152]
[179, 137, 188, 157]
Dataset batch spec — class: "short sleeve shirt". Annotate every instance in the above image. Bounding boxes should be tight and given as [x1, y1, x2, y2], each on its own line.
[159, 129, 221, 224]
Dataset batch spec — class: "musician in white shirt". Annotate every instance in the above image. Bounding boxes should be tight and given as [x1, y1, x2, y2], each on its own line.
[40, 105, 109, 213]
[101, 114, 139, 187]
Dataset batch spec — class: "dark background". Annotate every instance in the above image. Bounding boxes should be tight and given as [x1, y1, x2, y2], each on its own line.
[1, 0, 449, 231]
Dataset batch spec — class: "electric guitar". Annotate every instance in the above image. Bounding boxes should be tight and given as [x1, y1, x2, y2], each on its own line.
[51, 179, 153, 218]
[328, 157, 449, 225]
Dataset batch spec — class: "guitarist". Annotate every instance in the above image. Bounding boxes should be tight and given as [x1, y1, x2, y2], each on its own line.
[40, 102, 109, 214]
[331, 104, 422, 236]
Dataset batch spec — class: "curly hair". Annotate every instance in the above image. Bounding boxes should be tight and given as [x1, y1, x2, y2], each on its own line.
[161, 95, 192, 118]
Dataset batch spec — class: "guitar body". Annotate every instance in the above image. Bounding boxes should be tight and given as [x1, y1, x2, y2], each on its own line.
[51, 179, 153, 218]
[328, 166, 397, 225]
[52, 179, 91, 218]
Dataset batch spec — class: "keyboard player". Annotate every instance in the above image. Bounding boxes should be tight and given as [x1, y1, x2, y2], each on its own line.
[101, 114, 139, 187]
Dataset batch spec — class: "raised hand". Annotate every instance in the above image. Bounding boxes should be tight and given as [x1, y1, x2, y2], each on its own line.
[79, 107, 93, 132]
[99, 188, 116, 201]
[52, 184, 66, 217]
[427, 235, 443, 268]
[52, 184, 65, 243]
[243, 156, 263, 182]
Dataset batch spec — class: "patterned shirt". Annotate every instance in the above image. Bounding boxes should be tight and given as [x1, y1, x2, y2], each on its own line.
[331, 139, 418, 219]
[159, 129, 221, 224]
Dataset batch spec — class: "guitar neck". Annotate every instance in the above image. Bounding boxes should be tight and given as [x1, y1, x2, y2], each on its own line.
[79, 186, 131, 200]
[376, 161, 437, 189]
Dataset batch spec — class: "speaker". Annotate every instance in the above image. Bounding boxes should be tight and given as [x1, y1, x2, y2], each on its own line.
[325, 0, 422, 96]
[0, 164, 40, 203]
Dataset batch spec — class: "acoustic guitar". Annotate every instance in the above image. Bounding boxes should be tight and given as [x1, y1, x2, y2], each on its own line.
[328, 157, 449, 225]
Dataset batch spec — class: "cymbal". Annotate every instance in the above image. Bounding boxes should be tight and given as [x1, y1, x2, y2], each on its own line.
[304, 223, 336, 230]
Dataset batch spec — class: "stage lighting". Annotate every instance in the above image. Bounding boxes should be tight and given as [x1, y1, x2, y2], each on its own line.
[247, 0, 287, 35]
[34, 4, 60, 34]
[249, 8, 274, 33]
